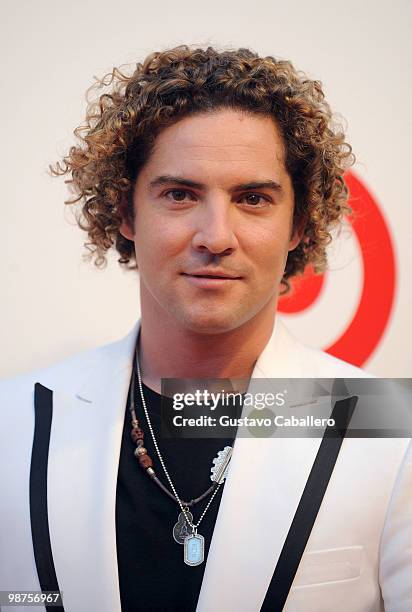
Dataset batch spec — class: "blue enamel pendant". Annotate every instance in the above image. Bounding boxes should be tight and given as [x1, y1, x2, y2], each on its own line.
[184, 531, 205, 566]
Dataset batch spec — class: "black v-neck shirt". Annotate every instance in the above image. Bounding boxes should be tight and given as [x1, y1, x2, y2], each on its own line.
[115, 381, 236, 611]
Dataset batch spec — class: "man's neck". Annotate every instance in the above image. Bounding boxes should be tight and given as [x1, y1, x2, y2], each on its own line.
[138, 300, 277, 394]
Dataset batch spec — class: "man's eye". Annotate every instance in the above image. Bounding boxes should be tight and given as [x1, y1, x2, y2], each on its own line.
[240, 193, 268, 206]
[165, 190, 194, 202]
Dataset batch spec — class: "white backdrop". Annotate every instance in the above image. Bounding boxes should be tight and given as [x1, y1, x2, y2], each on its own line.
[1, 0, 411, 378]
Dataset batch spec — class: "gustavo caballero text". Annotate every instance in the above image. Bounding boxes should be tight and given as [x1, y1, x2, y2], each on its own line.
[172, 415, 335, 428]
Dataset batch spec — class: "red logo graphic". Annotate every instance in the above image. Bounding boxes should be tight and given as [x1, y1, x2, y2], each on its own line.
[278, 171, 397, 366]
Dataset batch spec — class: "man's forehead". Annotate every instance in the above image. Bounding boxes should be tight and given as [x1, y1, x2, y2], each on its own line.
[148, 110, 286, 163]
[151, 143, 284, 164]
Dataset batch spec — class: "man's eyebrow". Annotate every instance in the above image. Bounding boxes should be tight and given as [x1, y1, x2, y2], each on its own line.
[149, 175, 205, 190]
[229, 180, 283, 193]
[149, 175, 283, 192]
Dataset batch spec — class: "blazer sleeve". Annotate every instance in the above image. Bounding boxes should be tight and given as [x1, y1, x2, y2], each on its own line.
[379, 439, 412, 612]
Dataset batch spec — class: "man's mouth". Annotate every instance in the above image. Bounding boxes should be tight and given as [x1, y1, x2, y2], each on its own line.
[181, 269, 242, 280]
[181, 270, 243, 287]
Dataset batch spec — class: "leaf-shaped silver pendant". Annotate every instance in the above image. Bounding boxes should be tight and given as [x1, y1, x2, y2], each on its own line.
[210, 446, 233, 484]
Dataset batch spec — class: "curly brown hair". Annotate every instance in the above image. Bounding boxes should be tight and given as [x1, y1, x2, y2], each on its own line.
[52, 45, 354, 288]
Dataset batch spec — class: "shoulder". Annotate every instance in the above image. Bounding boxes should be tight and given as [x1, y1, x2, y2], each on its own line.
[256, 318, 372, 378]
[1, 345, 102, 399]
[300, 344, 371, 378]
[0, 346, 102, 442]
[0, 322, 138, 408]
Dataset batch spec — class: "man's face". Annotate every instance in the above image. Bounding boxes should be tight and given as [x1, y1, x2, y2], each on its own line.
[120, 109, 301, 334]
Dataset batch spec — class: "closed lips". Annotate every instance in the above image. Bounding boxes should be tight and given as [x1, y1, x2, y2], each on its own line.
[182, 272, 242, 279]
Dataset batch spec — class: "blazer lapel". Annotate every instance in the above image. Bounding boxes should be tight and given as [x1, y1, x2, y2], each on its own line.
[43, 323, 139, 612]
[196, 317, 328, 611]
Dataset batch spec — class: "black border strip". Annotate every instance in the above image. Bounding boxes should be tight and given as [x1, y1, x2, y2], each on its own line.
[30, 383, 64, 611]
[260, 395, 358, 611]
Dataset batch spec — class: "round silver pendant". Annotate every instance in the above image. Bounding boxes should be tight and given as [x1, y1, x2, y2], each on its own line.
[173, 510, 194, 544]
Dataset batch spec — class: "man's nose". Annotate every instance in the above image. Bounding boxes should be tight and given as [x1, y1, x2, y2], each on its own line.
[191, 200, 239, 256]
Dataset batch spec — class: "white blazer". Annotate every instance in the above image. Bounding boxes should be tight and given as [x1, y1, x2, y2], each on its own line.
[0, 319, 411, 612]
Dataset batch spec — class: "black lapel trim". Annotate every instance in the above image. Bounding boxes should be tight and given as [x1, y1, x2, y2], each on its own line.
[30, 383, 65, 611]
[260, 395, 358, 612]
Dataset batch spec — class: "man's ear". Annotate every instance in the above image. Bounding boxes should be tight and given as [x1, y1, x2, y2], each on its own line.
[119, 218, 135, 241]
[118, 193, 136, 241]
[288, 218, 306, 252]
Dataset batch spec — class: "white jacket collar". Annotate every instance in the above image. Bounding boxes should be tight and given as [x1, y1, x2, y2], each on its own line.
[75, 316, 306, 403]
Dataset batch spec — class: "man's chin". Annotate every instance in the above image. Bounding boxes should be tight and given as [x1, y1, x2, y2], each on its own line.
[176, 310, 251, 335]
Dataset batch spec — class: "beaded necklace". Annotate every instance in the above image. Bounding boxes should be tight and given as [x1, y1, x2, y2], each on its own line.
[129, 338, 233, 566]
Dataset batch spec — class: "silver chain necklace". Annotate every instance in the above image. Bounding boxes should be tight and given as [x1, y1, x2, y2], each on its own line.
[134, 344, 232, 566]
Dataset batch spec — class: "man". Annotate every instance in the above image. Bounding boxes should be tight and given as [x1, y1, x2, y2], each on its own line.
[0, 46, 411, 612]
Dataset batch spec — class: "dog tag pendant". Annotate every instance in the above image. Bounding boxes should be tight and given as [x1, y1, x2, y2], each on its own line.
[184, 530, 204, 566]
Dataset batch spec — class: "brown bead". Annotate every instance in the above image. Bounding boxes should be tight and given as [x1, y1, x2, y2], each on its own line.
[135, 446, 147, 456]
[138, 455, 153, 469]
[131, 428, 144, 442]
